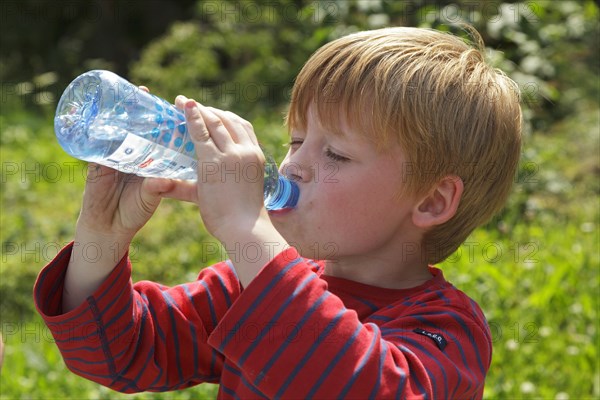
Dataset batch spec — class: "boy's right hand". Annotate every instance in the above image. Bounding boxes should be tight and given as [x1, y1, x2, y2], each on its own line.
[75, 164, 173, 243]
[75, 85, 176, 243]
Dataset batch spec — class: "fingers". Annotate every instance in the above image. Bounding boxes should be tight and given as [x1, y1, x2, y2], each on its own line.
[185, 100, 215, 147]
[175, 94, 188, 110]
[175, 95, 258, 147]
[206, 107, 258, 146]
[185, 100, 243, 157]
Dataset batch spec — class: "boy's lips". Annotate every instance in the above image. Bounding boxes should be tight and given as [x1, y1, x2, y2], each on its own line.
[268, 207, 294, 216]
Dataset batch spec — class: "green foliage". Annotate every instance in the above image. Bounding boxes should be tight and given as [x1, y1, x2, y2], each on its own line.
[0, 0, 198, 99]
[1, 0, 598, 399]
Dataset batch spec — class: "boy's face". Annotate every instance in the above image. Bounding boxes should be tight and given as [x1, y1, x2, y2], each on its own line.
[270, 106, 422, 261]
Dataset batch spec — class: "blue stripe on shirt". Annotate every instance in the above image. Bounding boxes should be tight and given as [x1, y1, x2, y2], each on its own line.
[37, 246, 69, 309]
[218, 257, 303, 352]
[214, 267, 233, 307]
[237, 273, 318, 367]
[161, 290, 184, 383]
[220, 384, 241, 400]
[401, 336, 447, 396]
[181, 284, 201, 377]
[141, 293, 166, 342]
[383, 327, 465, 398]
[45, 306, 91, 329]
[353, 296, 379, 313]
[386, 340, 408, 400]
[368, 328, 386, 400]
[435, 289, 451, 305]
[337, 323, 379, 398]
[117, 301, 155, 392]
[223, 363, 269, 399]
[95, 261, 128, 305]
[103, 293, 133, 330]
[254, 291, 330, 386]
[398, 344, 429, 399]
[224, 260, 239, 281]
[306, 259, 321, 272]
[197, 280, 218, 327]
[274, 308, 345, 399]
[368, 314, 394, 323]
[305, 324, 362, 398]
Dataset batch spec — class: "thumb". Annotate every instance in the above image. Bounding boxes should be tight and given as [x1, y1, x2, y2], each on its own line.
[142, 177, 176, 196]
[143, 177, 199, 204]
[138, 177, 171, 212]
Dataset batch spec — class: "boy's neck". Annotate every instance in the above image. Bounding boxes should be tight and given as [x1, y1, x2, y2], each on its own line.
[323, 255, 433, 290]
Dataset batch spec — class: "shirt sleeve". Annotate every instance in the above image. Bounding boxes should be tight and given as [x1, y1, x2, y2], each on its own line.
[33, 241, 242, 393]
[207, 247, 491, 399]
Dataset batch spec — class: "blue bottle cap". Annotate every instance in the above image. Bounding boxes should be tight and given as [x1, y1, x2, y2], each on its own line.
[265, 175, 299, 211]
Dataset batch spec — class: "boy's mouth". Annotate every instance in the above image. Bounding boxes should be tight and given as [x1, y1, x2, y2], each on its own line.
[268, 207, 294, 216]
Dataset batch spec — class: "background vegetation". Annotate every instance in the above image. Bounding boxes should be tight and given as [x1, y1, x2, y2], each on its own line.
[1, 0, 598, 398]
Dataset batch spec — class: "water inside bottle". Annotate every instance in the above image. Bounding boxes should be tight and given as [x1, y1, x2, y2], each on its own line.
[55, 70, 299, 209]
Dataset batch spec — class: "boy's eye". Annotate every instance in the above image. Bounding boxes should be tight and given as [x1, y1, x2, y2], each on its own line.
[325, 148, 349, 162]
[287, 138, 303, 150]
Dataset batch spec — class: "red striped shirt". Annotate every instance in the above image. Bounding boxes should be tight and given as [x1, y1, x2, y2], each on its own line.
[34, 242, 492, 399]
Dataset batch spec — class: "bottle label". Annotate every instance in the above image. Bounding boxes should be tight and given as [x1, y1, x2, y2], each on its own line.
[105, 134, 197, 178]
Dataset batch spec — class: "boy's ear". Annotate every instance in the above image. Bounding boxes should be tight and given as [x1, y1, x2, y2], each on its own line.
[412, 175, 464, 229]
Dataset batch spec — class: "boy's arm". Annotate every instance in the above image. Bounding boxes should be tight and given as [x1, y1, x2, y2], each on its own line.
[62, 229, 131, 312]
[60, 162, 178, 313]
[34, 242, 241, 393]
[207, 249, 492, 399]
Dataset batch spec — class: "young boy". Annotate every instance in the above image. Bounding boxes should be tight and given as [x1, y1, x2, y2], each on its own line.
[34, 27, 521, 399]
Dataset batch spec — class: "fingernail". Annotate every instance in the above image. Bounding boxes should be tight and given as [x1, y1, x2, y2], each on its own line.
[185, 100, 199, 115]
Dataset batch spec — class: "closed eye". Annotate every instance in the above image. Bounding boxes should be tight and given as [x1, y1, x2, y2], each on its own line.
[287, 138, 304, 149]
[325, 148, 349, 162]
[285, 139, 303, 157]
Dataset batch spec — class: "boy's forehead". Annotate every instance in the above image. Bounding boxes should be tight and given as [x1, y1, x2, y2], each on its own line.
[298, 106, 361, 148]
[303, 103, 401, 156]
[305, 103, 356, 138]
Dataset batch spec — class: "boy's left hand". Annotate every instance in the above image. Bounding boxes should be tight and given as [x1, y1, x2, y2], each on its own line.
[161, 96, 289, 287]
[161, 97, 267, 242]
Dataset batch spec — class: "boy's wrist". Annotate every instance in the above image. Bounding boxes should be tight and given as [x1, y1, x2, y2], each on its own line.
[62, 228, 133, 313]
[74, 223, 134, 247]
[72, 227, 133, 268]
[218, 210, 289, 288]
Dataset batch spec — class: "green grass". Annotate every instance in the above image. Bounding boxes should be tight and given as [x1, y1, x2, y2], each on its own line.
[1, 100, 598, 399]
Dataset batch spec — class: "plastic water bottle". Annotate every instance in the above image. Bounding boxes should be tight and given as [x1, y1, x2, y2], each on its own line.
[54, 70, 299, 211]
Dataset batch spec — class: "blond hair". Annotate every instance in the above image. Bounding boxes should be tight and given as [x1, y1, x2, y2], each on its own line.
[286, 27, 522, 264]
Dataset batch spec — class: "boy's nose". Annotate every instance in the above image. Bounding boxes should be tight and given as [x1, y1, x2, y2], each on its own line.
[280, 157, 314, 184]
